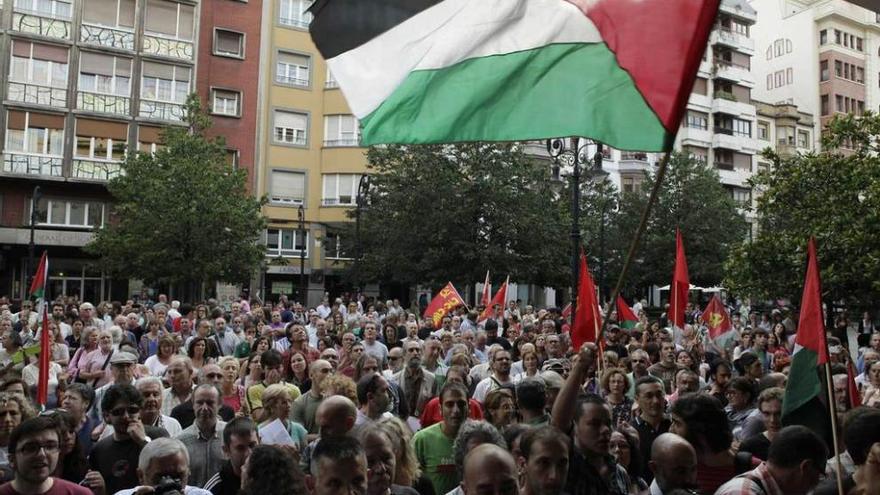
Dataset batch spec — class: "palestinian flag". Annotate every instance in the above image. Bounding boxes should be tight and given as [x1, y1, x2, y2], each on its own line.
[308, 0, 721, 150]
[28, 251, 51, 407]
[782, 238, 833, 449]
[616, 296, 638, 329]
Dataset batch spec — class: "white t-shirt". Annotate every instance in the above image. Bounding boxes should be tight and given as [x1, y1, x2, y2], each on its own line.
[144, 354, 171, 377]
[362, 340, 389, 363]
[114, 486, 210, 495]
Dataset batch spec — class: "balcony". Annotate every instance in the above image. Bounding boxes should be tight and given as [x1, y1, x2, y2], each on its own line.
[7, 82, 67, 107]
[71, 159, 123, 181]
[80, 23, 135, 51]
[77, 91, 131, 116]
[688, 92, 711, 112]
[711, 95, 755, 119]
[323, 138, 360, 147]
[711, 27, 755, 55]
[139, 100, 185, 122]
[712, 130, 758, 153]
[1, 152, 63, 178]
[716, 167, 752, 188]
[11, 9, 70, 39]
[142, 33, 194, 61]
[679, 125, 712, 147]
[719, 0, 757, 23]
[617, 152, 651, 172]
[713, 60, 755, 87]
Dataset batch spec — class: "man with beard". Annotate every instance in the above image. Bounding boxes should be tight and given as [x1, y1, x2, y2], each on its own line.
[175, 384, 225, 488]
[0, 417, 91, 495]
[518, 425, 570, 495]
[292, 359, 333, 441]
[473, 349, 513, 403]
[393, 341, 435, 419]
[90, 384, 168, 494]
[413, 382, 469, 495]
[647, 341, 681, 394]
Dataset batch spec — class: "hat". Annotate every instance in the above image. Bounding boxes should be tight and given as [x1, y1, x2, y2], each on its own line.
[539, 370, 565, 390]
[542, 358, 569, 373]
[109, 352, 138, 365]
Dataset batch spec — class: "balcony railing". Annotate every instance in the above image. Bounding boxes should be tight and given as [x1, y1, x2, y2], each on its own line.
[714, 58, 750, 71]
[323, 138, 360, 147]
[276, 74, 309, 86]
[8, 81, 67, 107]
[279, 17, 310, 29]
[715, 161, 735, 171]
[325, 80, 339, 89]
[139, 100, 185, 121]
[2, 152, 63, 177]
[80, 23, 135, 50]
[142, 33, 194, 61]
[11, 9, 70, 39]
[77, 91, 131, 116]
[620, 152, 648, 161]
[71, 159, 123, 181]
[322, 198, 355, 206]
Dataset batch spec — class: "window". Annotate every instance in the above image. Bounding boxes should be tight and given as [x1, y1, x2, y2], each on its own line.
[731, 187, 751, 205]
[141, 62, 190, 103]
[137, 125, 162, 154]
[276, 51, 309, 86]
[279, 0, 311, 28]
[685, 111, 708, 130]
[786, 68, 792, 85]
[9, 40, 68, 88]
[75, 119, 128, 160]
[858, 100, 865, 116]
[322, 174, 361, 206]
[270, 170, 305, 205]
[819, 61, 829, 81]
[30, 199, 104, 228]
[79, 52, 131, 95]
[214, 29, 244, 58]
[821, 95, 829, 116]
[857, 67, 865, 84]
[13, 0, 71, 18]
[273, 110, 308, 145]
[857, 37, 863, 51]
[622, 177, 635, 193]
[732, 119, 751, 138]
[836, 94, 843, 112]
[5, 111, 65, 156]
[774, 39, 784, 56]
[766, 73, 773, 90]
[81, 0, 135, 28]
[774, 71, 783, 87]
[225, 149, 239, 169]
[797, 130, 809, 148]
[835, 60, 842, 77]
[835, 29, 841, 44]
[820, 29, 827, 45]
[324, 115, 359, 146]
[757, 121, 769, 141]
[265, 228, 308, 257]
[325, 67, 338, 88]
[323, 232, 351, 259]
[144, 0, 194, 40]
[211, 89, 240, 116]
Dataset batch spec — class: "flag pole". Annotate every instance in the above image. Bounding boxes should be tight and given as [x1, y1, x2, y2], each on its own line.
[823, 360, 845, 495]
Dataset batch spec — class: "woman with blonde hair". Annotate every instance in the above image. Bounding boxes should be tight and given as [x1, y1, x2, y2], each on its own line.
[377, 417, 435, 494]
[320, 373, 358, 404]
[258, 383, 307, 451]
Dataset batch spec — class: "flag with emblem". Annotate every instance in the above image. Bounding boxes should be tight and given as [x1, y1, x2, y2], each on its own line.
[308, 0, 721, 150]
[423, 282, 466, 328]
[616, 296, 638, 329]
[700, 295, 734, 348]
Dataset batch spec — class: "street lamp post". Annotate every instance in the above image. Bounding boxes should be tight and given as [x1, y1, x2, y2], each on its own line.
[298, 204, 306, 305]
[546, 138, 606, 314]
[354, 175, 371, 294]
[27, 185, 42, 294]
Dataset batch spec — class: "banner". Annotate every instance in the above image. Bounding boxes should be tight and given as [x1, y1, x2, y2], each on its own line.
[423, 282, 466, 328]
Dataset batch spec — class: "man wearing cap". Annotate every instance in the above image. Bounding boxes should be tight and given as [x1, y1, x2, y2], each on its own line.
[90, 351, 139, 424]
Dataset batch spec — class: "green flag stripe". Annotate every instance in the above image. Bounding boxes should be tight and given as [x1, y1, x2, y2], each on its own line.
[782, 347, 821, 419]
[360, 42, 669, 151]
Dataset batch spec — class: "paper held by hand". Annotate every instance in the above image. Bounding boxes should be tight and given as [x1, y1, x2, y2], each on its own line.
[259, 418, 294, 446]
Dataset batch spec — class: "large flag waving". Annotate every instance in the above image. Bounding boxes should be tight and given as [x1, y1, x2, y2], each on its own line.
[700, 295, 735, 348]
[572, 251, 601, 351]
[479, 276, 509, 322]
[670, 228, 690, 329]
[423, 282, 466, 328]
[616, 296, 638, 329]
[28, 251, 50, 407]
[308, 0, 721, 150]
[782, 238, 832, 448]
[480, 271, 491, 309]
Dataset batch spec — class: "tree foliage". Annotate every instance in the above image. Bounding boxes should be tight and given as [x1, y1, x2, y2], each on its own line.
[355, 143, 568, 291]
[86, 96, 267, 295]
[724, 113, 880, 307]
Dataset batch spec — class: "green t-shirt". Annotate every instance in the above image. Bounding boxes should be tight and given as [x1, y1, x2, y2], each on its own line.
[292, 392, 322, 434]
[412, 422, 457, 495]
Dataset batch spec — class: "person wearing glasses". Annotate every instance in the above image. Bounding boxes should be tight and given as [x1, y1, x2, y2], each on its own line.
[89, 384, 169, 494]
[0, 416, 91, 495]
[472, 349, 513, 403]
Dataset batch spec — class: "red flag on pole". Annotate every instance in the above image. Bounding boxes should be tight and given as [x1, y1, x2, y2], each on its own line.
[561, 302, 572, 320]
[670, 228, 690, 329]
[571, 250, 601, 351]
[616, 296, 638, 329]
[847, 361, 861, 409]
[701, 295, 736, 347]
[480, 271, 491, 308]
[479, 276, 509, 322]
[29, 252, 50, 407]
[422, 282, 466, 329]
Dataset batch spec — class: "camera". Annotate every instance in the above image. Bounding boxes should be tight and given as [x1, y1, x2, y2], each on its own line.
[153, 475, 184, 495]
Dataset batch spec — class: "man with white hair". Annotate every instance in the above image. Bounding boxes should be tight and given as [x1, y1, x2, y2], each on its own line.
[113, 437, 211, 494]
[79, 302, 103, 329]
[168, 300, 182, 320]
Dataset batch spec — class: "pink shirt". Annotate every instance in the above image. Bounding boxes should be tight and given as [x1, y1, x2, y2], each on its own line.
[80, 348, 113, 387]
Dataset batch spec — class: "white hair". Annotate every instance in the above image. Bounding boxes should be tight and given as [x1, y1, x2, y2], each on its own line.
[138, 437, 189, 472]
[136, 376, 164, 391]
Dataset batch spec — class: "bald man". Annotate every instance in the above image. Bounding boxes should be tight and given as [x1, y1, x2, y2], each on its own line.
[647, 433, 698, 495]
[461, 444, 518, 495]
[300, 395, 357, 473]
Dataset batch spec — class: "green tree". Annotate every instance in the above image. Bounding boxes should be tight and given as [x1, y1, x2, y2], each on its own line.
[616, 152, 748, 290]
[724, 113, 880, 307]
[354, 143, 569, 294]
[86, 95, 267, 298]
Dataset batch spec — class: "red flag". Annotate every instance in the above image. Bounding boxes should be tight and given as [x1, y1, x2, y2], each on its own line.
[480, 271, 491, 308]
[561, 303, 572, 319]
[847, 361, 861, 409]
[616, 296, 638, 328]
[795, 238, 829, 365]
[701, 295, 732, 341]
[670, 228, 690, 328]
[29, 252, 50, 407]
[572, 250, 601, 351]
[422, 282, 466, 329]
[479, 276, 509, 322]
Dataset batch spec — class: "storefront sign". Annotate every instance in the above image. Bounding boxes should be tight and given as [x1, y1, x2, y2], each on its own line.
[0, 228, 94, 247]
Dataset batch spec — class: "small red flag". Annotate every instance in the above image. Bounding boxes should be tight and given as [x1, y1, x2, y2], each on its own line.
[479, 276, 509, 322]
[422, 282, 466, 329]
[616, 296, 638, 328]
[795, 238, 829, 365]
[572, 250, 601, 351]
[847, 361, 861, 409]
[480, 271, 491, 308]
[671, 228, 690, 328]
[701, 295, 732, 340]
[30, 251, 50, 407]
[561, 302, 572, 319]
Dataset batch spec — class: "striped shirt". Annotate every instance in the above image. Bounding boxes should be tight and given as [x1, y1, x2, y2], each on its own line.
[714, 462, 783, 495]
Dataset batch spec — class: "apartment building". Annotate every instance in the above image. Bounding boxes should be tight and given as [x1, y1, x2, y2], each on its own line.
[754, 99, 816, 165]
[256, 0, 367, 306]
[751, 0, 880, 141]
[0, 0, 262, 301]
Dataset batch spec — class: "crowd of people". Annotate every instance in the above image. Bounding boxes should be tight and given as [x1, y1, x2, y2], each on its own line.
[0, 293, 879, 495]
